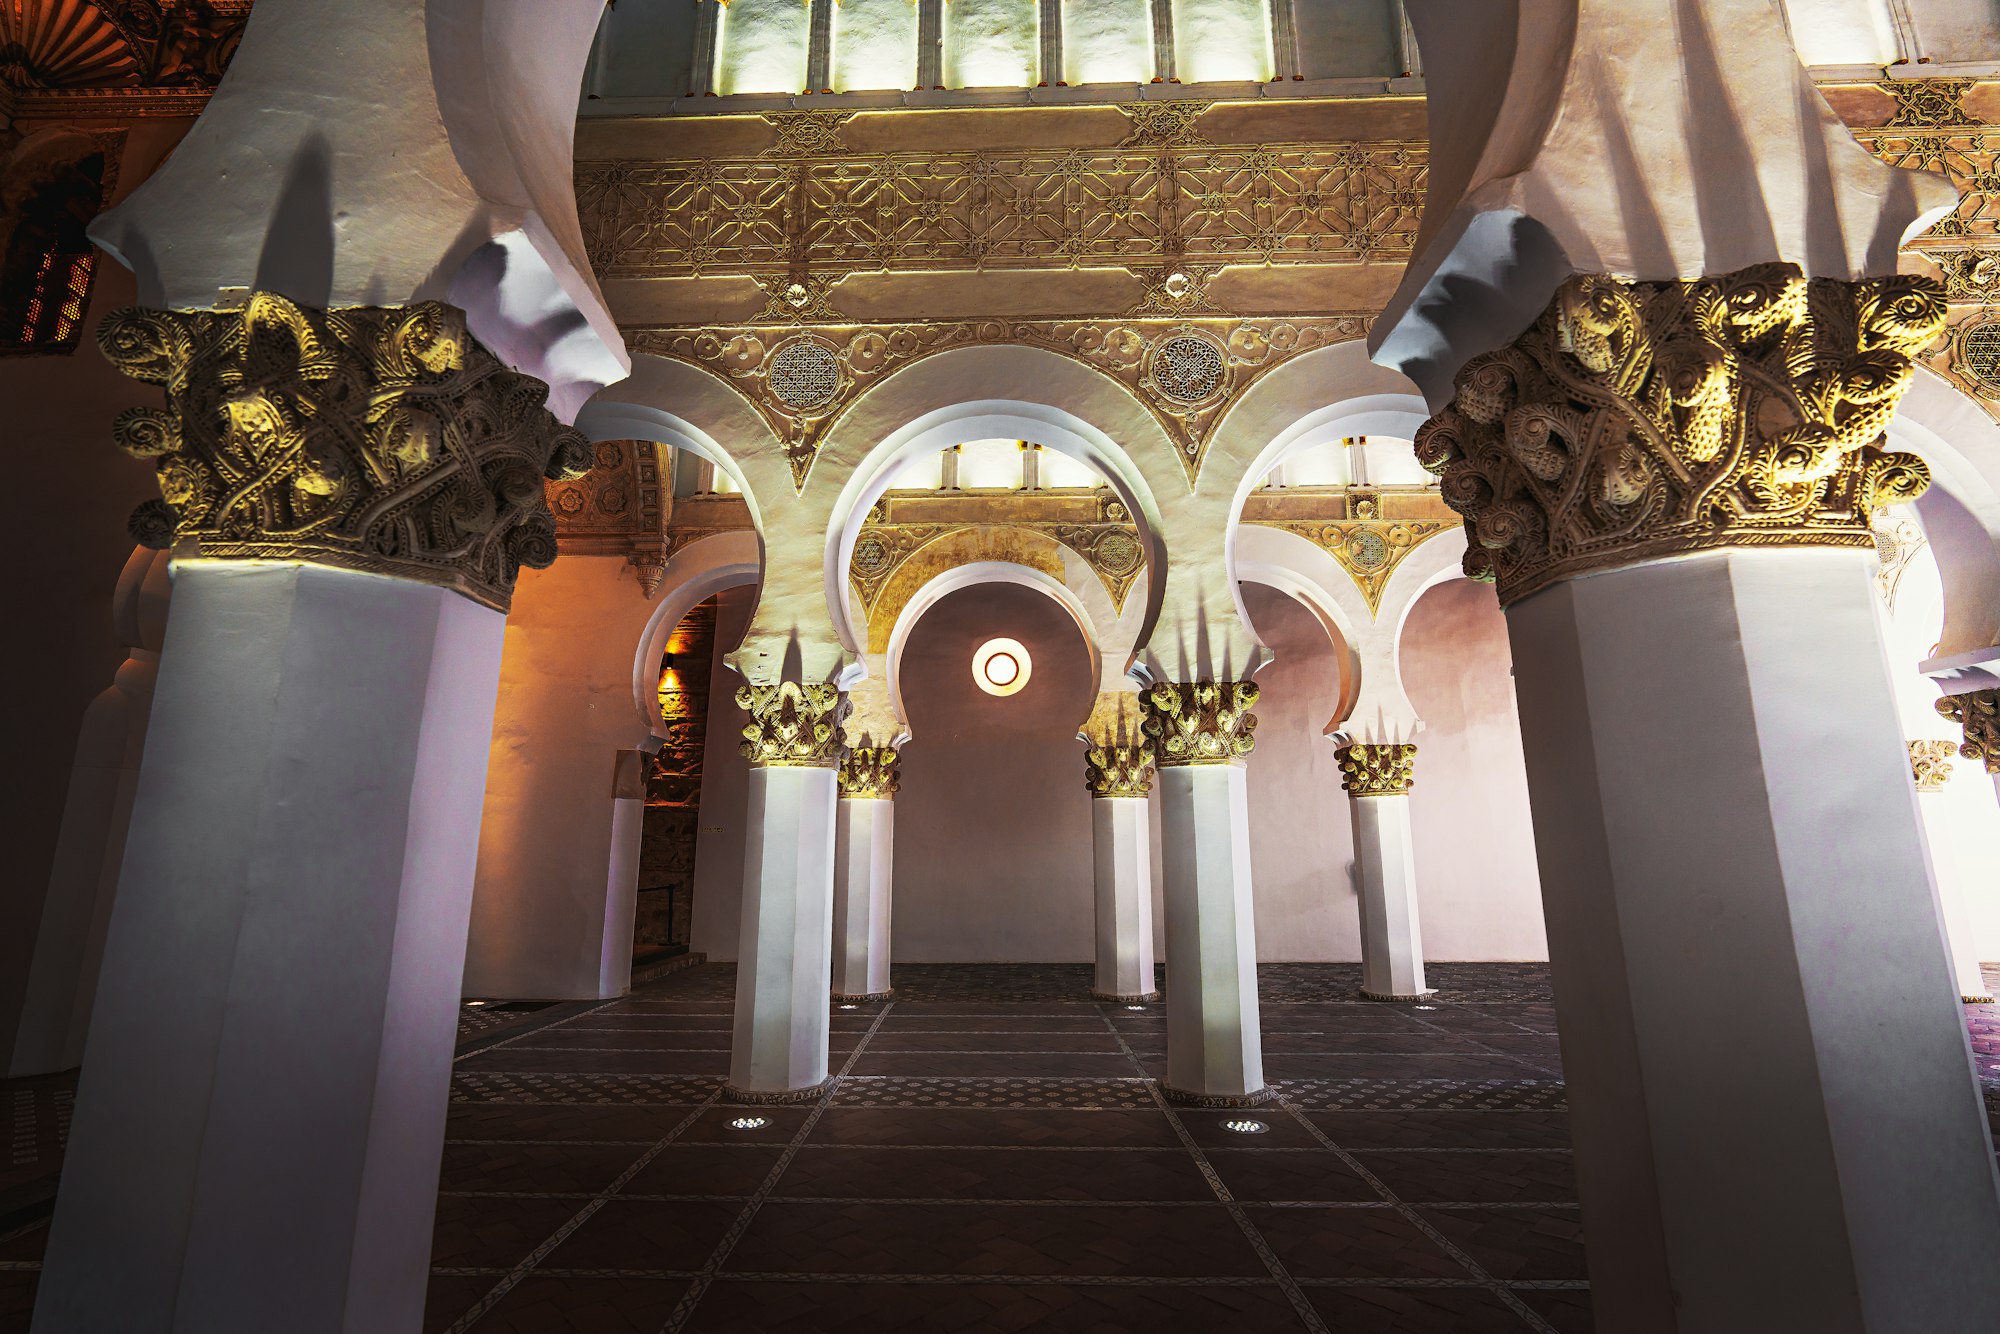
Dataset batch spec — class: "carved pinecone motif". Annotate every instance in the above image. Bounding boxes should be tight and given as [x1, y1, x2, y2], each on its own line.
[1414, 265, 1945, 605]
[99, 294, 590, 612]
[738, 682, 849, 767]
[839, 746, 901, 798]
[1085, 743, 1155, 797]
[1937, 690, 2000, 775]
[1335, 742, 1416, 796]
[1141, 682, 1258, 766]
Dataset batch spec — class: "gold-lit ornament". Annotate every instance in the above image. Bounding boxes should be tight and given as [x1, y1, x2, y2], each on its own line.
[1909, 739, 1957, 791]
[1085, 743, 1155, 797]
[1142, 681, 1259, 766]
[1937, 690, 2000, 775]
[838, 746, 901, 799]
[99, 294, 589, 612]
[1415, 265, 1944, 606]
[1335, 742, 1416, 797]
[737, 682, 849, 767]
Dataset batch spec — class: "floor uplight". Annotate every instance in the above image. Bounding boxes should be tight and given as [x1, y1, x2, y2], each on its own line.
[728, 1116, 769, 1131]
[1222, 1118, 1268, 1135]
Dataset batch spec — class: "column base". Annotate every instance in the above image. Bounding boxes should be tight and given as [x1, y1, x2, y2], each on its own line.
[1360, 987, 1438, 1002]
[1092, 989, 1162, 1003]
[722, 1078, 834, 1105]
[1161, 1083, 1278, 1108]
[832, 990, 893, 1002]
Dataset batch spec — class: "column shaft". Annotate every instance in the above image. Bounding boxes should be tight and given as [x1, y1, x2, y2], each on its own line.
[832, 797, 895, 1000]
[689, 0, 722, 95]
[806, 0, 834, 92]
[917, 0, 944, 88]
[1091, 796, 1157, 1001]
[1148, 0, 1176, 82]
[33, 563, 505, 1334]
[1037, 0, 1063, 84]
[1269, 0, 1301, 80]
[1509, 548, 2000, 1330]
[1349, 793, 1431, 1000]
[1157, 763, 1264, 1100]
[730, 764, 839, 1096]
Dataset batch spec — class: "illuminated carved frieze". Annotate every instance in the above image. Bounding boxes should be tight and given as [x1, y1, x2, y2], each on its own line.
[1335, 742, 1416, 797]
[838, 745, 901, 798]
[738, 681, 849, 766]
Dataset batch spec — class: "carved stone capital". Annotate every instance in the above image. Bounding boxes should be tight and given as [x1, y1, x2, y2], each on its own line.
[838, 746, 901, 798]
[737, 683, 849, 767]
[1336, 742, 1416, 797]
[1909, 739, 1957, 792]
[1937, 690, 2000, 775]
[99, 295, 590, 613]
[1141, 682, 1259, 766]
[1414, 266, 1945, 605]
[1085, 744, 1155, 798]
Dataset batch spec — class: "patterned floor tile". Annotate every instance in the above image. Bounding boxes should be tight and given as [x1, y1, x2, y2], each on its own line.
[1, 1269, 41, 1333]
[459, 1277, 691, 1333]
[1415, 1206, 1588, 1281]
[430, 1195, 590, 1269]
[1276, 1079, 1567, 1112]
[451, 1072, 724, 1106]
[1241, 1205, 1470, 1280]
[769, 1146, 1216, 1202]
[544, 1199, 743, 1271]
[682, 1279, 1305, 1333]
[805, 1108, 1182, 1148]
[457, 1048, 734, 1077]
[438, 1141, 645, 1195]
[1353, 1151, 1576, 1205]
[846, 1052, 1142, 1078]
[1302, 1285, 1536, 1332]
[830, 1078, 1156, 1110]
[445, 1104, 696, 1143]
[1516, 1287, 1597, 1332]
[622, 1145, 785, 1197]
[1201, 1148, 1380, 1202]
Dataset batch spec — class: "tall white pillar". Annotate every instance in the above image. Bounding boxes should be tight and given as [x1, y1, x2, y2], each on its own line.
[10, 546, 169, 1077]
[728, 683, 846, 1100]
[1145, 683, 1266, 1103]
[1910, 741, 1996, 1003]
[1513, 549, 2000, 1330]
[1336, 742, 1432, 1001]
[1086, 742, 1158, 1002]
[832, 747, 898, 1001]
[35, 563, 507, 1333]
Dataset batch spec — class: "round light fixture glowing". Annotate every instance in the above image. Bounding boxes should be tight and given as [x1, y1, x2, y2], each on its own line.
[1125, 1004, 1147, 1011]
[1222, 1118, 1269, 1135]
[972, 637, 1032, 697]
[728, 1116, 769, 1131]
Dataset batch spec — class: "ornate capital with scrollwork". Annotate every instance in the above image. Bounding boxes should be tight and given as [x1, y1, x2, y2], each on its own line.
[1336, 742, 1416, 797]
[1937, 690, 2000, 775]
[1413, 265, 1945, 605]
[1909, 739, 1957, 791]
[98, 294, 591, 613]
[1085, 744, 1155, 797]
[839, 746, 901, 798]
[738, 682, 849, 767]
[1141, 682, 1259, 766]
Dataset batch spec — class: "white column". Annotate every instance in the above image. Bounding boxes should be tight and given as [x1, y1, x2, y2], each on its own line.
[729, 763, 839, 1098]
[33, 562, 505, 1334]
[832, 796, 895, 1000]
[1347, 793, 1432, 1001]
[1157, 761, 1264, 1101]
[1911, 743, 1996, 1003]
[10, 547, 169, 1077]
[1509, 548, 2000, 1330]
[1091, 796, 1158, 1001]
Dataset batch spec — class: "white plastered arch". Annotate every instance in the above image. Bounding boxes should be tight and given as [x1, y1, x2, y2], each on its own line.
[1888, 366, 2000, 666]
[883, 561, 1106, 740]
[630, 530, 762, 742]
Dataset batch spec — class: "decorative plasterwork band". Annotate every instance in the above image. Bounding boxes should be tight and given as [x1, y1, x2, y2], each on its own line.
[99, 294, 591, 613]
[1413, 265, 1943, 606]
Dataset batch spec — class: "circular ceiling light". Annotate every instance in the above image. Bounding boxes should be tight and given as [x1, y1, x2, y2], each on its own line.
[972, 637, 1032, 697]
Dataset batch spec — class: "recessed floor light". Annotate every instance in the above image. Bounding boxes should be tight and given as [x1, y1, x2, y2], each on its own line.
[728, 1116, 769, 1131]
[1222, 1118, 1268, 1134]
[1124, 1004, 1146, 1011]
[1414, 1004, 1436, 1010]
[838, 1003, 858, 1010]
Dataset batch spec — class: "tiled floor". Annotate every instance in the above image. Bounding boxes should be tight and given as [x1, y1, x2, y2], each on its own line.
[5, 963, 1999, 1333]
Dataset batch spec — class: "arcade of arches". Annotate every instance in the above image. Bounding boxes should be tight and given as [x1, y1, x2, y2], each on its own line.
[5, 1, 2000, 1331]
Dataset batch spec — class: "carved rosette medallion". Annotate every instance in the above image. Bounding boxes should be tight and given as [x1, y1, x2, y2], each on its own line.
[737, 683, 850, 767]
[838, 746, 902, 799]
[1085, 744, 1156, 797]
[1141, 682, 1259, 766]
[1909, 739, 1957, 791]
[98, 294, 590, 612]
[1413, 266, 1945, 605]
[1336, 742, 1417, 797]
[1937, 690, 2000, 775]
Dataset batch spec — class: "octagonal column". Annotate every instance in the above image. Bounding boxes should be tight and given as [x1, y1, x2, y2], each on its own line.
[1144, 682, 1267, 1104]
[1335, 741, 1433, 1001]
[1084, 731, 1158, 1004]
[1910, 740, 1996, 1004]
[832, 746, 900, 1002]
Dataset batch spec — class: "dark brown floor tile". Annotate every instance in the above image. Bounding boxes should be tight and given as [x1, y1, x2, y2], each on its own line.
[876, 1015, 1109, 1033]
[1176, 1108, 1325, 1150]
[1, 1270, 40, 1333]
[546, 1199, 742, 1270]
[1262, 1030, 1487, 1055]
[1244, 1206, 1469, 1279]
[1262, 1006, 1433, 1030]
[511, 1032, 733, 1052]
[1354, 1151, 1576, 1204]
[422, 1274, 494, 1334]
[561, 1015, 736, 1031]
[676, 1105, 817, 1143]
[457, 1048, 732, 1076]
[0, 1224, 48, 1263]
[1307, 1111, 1573, 1150]
[865, 1032, 1122, 1054]
[623, 1145, 784, 1197]
[848, 1052, 1140, 1078]
[1417, 1206, 1587, 1280]
[1517, 1287, 1596, 1332]
[726, 1201, 1265, 1277]
[1203, 1148, 1378, 1202]
[807, 1108, 1180, 1148]
[1303, 1285, 1529, 1332]
[430, 1195, 586, 1268]
[470, 1276, 691, 1332]
[772, 1146, 1213, 1202]
[444, 1104, 696, 1143]
[438, 1140, 640, 1195]
[684, 1280, 1304, 1333]
[1265, 1054, 1547, 1081]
